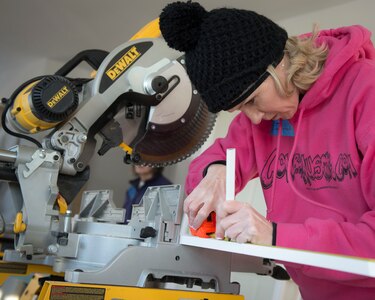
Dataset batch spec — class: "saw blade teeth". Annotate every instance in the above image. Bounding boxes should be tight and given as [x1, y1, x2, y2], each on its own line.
[134, 97, 217, 168]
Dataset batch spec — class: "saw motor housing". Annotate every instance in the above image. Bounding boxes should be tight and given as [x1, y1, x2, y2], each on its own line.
[8, 76, 79, 134]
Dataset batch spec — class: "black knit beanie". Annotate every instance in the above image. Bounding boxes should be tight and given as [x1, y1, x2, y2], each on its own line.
[159, 1, 288, 113]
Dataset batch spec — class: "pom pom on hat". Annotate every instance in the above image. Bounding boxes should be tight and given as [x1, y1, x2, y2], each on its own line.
[159, 1, 288, 113]
[159, 1, 207, 52]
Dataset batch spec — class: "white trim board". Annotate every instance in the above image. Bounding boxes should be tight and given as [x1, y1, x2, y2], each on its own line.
[179, 215, 375, 278]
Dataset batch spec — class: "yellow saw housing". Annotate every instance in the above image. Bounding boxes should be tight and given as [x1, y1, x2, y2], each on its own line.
[10, 81, 59, 133]
[9, 76, 79, 134]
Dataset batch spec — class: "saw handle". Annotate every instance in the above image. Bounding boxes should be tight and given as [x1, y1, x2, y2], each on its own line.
[55, 49, 109, 76]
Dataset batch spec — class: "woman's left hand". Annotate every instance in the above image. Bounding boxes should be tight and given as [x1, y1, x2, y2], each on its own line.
[216, 201, 273, 245]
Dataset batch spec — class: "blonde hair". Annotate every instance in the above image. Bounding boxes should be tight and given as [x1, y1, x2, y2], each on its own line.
[267, 25, 329, 97]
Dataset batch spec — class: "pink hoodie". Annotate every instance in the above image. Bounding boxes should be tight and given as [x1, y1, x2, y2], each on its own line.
[185, 25, 375, 299]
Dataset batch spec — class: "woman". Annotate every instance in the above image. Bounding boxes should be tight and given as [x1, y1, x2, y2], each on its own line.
[159, 2, 375, 299]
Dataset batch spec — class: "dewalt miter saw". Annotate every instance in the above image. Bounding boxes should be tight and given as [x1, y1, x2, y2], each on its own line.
[2, 19, 216, 172]
[0, 19, 278, 299]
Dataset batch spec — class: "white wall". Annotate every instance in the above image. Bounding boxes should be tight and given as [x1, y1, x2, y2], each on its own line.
[279, 0, 375, 35]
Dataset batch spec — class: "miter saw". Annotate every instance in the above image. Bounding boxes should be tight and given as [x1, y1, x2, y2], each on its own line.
[0, 19, 280, 299]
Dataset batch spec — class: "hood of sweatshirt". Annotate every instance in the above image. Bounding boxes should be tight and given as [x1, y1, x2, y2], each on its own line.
[299, 25, 375, 112]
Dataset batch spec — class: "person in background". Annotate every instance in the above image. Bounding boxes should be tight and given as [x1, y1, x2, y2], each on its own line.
[123, 165, 171, 223]
[159, 1, 375, 299]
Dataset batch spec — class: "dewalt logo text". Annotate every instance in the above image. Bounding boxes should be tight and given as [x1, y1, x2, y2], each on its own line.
[106, 46, 141, 81]
[47, 86, 70, 108]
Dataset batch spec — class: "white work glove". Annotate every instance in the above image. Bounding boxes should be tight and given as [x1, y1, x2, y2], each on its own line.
[216, 201, 273, 245]
[184, 164, 226, 230]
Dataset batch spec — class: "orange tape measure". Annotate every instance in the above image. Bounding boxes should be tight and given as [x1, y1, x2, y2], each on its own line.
[189, 212, 216, 238]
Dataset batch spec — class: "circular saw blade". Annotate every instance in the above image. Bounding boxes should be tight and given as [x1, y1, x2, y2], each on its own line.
[132, 98, 216, 167]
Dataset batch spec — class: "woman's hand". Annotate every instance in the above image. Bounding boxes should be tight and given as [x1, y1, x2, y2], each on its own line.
[216, 201, 273, 245]
[184, 164, 226, 229]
